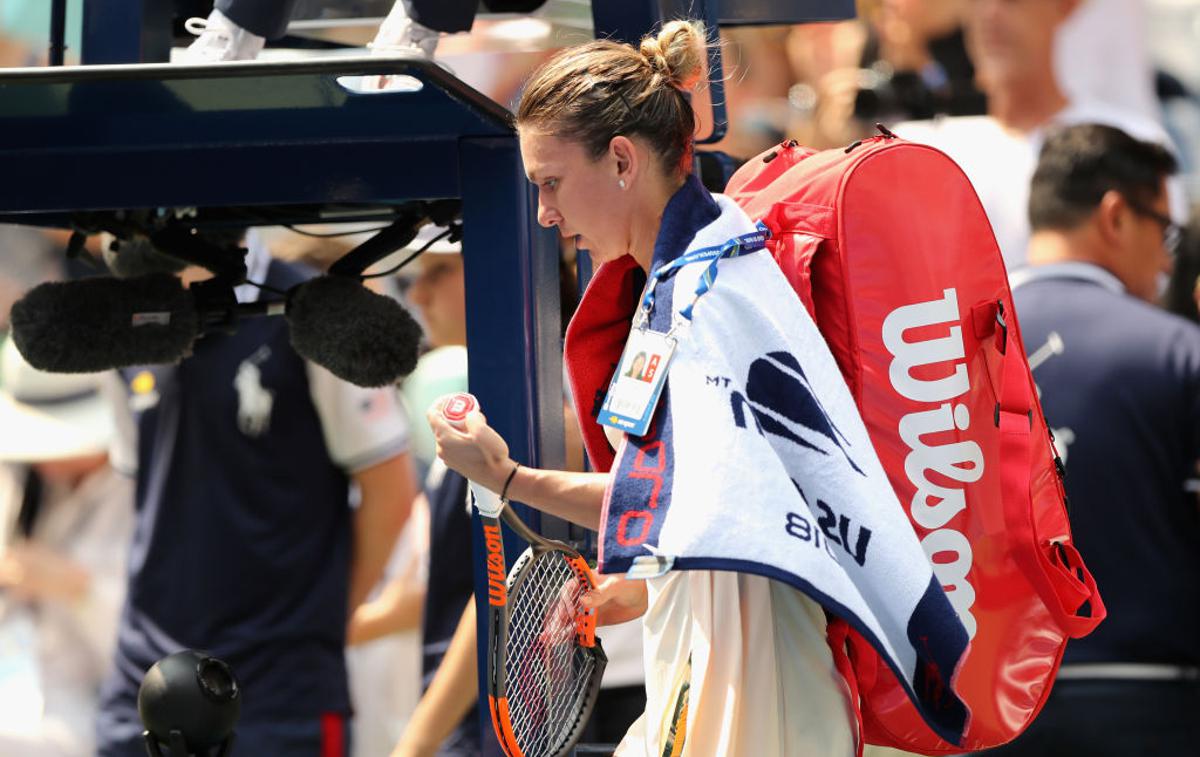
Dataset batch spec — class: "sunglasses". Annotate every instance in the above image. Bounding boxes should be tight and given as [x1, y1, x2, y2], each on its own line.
[1127, 200, 1183, 256]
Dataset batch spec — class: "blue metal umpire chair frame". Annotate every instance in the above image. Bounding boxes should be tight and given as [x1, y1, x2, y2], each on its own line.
[0, 1, 855, 753]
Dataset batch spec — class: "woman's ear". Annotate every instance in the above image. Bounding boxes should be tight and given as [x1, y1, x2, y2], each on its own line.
[609, 135, 639, 187]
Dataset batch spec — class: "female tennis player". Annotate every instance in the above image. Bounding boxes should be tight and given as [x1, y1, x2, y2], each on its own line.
[428, 20, 856, 755]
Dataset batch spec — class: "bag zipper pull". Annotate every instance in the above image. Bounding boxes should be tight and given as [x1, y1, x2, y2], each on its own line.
[846, 124, 901, 154]
[763, 139, 801, 164]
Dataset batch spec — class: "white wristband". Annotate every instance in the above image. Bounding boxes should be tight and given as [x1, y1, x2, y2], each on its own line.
[470, 482, 504, 518]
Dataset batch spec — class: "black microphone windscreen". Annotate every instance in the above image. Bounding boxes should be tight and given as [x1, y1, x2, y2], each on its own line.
[10, 273, 199, 373]
[287, 276, 422, 388]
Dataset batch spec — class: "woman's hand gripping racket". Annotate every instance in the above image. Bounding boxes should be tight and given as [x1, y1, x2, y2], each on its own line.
[439, 393, 607, 757]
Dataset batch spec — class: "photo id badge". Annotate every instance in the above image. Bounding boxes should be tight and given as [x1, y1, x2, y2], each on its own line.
[599, 328, 676, 437]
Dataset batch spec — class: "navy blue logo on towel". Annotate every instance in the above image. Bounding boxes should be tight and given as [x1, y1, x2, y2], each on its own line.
[730, 351, 864, 475]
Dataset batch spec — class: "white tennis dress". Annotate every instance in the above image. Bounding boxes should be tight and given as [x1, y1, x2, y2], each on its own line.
[613, 568, 855, 756]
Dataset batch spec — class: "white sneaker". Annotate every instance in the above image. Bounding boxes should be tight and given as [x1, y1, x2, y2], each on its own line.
[369, 0, 439, 60]
[358, 2, 440, 91]
[181, 9, 266, 63]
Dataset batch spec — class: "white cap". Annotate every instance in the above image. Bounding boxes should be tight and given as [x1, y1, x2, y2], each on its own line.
[0, 338, 115, 463]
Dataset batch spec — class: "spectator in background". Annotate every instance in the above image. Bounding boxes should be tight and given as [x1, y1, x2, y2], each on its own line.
[1056, 0, 1159, 124]
[0, 338, 133, 757]
[786, 0, 984, 151]
[850, 0, 984, 126]
[96, 230, 418, 757]
[995, 123, 1199, 755]
[784, 18, 869, 150]
[895, 0, 1181, 270]
[396, 227, 470, 478]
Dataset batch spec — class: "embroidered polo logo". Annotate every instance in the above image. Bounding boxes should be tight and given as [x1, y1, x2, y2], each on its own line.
[234, 347, 274, 437]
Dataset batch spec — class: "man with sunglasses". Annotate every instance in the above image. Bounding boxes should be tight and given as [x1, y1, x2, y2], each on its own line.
[989, 123, 1200, 755]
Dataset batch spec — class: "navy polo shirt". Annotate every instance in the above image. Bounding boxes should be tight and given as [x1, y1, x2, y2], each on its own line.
[99, 260, 362, 740]
[1011, 263, 1200, 666]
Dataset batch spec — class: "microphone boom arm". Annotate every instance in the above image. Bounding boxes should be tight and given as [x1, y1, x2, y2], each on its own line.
[328, 199, 461, 278]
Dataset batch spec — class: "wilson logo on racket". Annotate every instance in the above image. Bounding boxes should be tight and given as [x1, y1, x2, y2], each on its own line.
[731, 350, 863, 475]
[483, 523, 508, 606]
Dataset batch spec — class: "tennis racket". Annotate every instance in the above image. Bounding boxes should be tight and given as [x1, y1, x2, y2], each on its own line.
[440, 394, 607, 757]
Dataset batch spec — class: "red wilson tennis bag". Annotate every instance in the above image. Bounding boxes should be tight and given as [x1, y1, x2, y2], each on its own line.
[725, 130, 1106, 753]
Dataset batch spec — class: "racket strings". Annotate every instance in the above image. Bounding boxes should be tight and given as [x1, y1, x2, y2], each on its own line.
[504, 553, 597, 757]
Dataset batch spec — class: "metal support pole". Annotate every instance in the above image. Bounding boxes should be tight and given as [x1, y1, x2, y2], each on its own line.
[49, 0, 69, 66]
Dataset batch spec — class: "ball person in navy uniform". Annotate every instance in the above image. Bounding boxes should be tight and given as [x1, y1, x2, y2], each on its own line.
[96, 231, 418, 756]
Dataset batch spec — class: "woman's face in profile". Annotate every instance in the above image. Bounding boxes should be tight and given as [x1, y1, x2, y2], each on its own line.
[519, 128, 627, 265]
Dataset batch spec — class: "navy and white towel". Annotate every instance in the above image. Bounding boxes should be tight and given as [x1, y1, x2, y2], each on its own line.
[599, 193, 972, 745]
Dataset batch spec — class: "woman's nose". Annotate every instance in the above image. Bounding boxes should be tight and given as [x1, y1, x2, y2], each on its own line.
[537, 201, 560, 229]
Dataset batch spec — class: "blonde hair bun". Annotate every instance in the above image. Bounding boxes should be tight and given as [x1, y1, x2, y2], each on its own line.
[639, 20, 706, 93]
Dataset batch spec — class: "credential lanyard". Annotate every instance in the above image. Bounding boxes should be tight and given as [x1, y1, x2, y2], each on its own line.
[638, 223, 770, 325]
